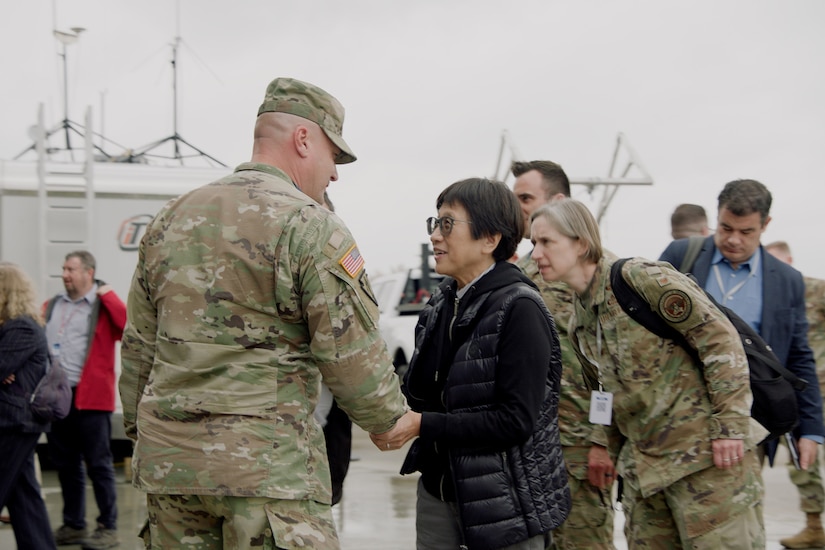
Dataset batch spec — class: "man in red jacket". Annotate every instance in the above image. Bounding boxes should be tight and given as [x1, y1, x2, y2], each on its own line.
[44, 250, 126, 549]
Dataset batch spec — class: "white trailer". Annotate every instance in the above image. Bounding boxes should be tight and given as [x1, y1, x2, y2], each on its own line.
[0, 153, 228, 442]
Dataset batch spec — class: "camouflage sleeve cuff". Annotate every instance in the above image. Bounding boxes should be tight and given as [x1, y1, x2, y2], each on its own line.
[588, 425, 610, 448]
[709, 415, 750, 440]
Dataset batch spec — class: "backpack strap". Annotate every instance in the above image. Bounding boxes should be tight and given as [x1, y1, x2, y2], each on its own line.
[612, 258, 807, 389]
[679, 235, 705, 273]
[44, 296, 58, 322]
[610, 258, 687, 345]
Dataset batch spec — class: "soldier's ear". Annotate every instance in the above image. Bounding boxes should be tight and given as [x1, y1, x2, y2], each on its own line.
[293, 125, 311, 159]
[575, 239, 589, 259]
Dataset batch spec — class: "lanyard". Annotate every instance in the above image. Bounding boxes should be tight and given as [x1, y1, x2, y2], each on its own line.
[712, 253, 759, 306]
[577, 315, 605, 392]
[57, 301, 81, 339]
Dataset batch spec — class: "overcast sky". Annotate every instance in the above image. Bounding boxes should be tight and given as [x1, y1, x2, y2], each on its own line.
[2, 0, 824, 276]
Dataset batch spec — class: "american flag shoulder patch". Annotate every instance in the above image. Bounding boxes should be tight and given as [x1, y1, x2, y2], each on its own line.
[339, 244, 365, 278]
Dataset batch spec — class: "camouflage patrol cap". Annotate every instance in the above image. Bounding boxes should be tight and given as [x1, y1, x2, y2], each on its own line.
[257, 77, 356, 164]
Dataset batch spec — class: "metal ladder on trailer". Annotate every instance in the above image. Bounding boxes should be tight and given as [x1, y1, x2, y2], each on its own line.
[34, 103, 95, 299]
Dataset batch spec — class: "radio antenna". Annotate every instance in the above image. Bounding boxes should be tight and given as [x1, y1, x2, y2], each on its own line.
[126, 0, 226, 166]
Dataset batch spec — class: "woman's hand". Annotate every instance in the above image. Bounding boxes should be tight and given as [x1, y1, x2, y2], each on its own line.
[712, 438, 745, 469]
[587, 444, 617, 488]
[370, 410, 422, 451]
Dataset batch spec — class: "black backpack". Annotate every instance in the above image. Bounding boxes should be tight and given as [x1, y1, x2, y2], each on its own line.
[610, 257, 807, 442]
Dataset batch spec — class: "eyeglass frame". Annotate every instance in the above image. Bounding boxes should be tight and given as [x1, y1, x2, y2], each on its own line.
[426, 216, 473, 236]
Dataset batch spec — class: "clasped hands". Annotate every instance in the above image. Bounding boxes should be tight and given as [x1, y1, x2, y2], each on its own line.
[370, 410, 421, 451]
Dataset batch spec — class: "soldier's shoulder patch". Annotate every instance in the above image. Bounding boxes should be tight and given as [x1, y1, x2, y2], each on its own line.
[642, 264, 664, 276]
[338, 244, 365, 278]
[640, 264, 673, 287]
[323, 228, 348, 259]
[658, 289, 692, 323]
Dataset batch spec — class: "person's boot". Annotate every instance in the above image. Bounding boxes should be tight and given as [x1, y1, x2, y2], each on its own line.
[780, 512, 825, 549]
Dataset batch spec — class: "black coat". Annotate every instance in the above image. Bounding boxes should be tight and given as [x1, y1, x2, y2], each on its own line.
[403, 261, 570, 550]
[0, 315, 50, 434]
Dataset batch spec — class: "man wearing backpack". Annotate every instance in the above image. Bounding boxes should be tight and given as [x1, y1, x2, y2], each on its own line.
[660, 180, 824, 476]
[44, 250, 126, 549]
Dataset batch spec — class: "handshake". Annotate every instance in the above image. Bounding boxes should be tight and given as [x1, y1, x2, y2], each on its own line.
[369, 409, 421, 451]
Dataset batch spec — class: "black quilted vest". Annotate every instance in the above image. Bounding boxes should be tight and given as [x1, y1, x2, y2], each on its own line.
[413, 280, 571, 549]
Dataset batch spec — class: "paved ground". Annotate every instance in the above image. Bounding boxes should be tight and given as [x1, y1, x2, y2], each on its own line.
[0, 431, 818, 549]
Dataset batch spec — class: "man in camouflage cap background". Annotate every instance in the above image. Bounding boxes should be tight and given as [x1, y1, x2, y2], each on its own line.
[120, 77, 416, 549]
[766, 241, 825, 549]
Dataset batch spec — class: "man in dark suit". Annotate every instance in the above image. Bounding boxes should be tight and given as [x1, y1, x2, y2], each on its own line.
[660, 179, 824, 475]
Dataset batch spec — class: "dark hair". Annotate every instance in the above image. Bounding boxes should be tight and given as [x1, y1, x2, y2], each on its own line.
[66, 250, 96, 273]
[510, 160, 571, 198]
[436, 178, 523, 261]
[670, 203, 707, 227]
[717, 179, 772, 224]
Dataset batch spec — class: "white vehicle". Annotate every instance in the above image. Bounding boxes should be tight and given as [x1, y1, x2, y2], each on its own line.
[370, 266, 443, 380]
[0, 154, 228, 450]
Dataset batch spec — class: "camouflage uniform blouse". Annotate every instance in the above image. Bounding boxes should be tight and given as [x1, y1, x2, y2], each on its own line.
[120, 162, 407, 503]
[569, 256, 755, 498]
[804, 276, 825, 400]
[517, 255, 608, 461]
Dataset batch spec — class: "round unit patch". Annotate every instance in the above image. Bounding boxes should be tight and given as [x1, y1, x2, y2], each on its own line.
[658, 289, 692, 323]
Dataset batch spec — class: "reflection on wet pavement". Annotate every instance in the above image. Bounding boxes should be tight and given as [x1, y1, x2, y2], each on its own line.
[0, 432, 806, 549]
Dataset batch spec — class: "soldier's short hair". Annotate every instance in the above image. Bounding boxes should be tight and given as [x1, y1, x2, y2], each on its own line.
[670, 203, 708, 239]
[717, 179, 772, 225]
[531, 199, 602, 264]
[765, 240, 791, 255]
[671, 203, 707, 228]
[510, 160, 571, 199]
[435, 178, 523, 262]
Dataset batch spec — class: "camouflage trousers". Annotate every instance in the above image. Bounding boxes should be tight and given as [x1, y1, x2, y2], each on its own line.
[621, 451, 765, 549]
[552, 450, 616, 550]
[784, 438, 825, 514]
[142, 493, 340, 550]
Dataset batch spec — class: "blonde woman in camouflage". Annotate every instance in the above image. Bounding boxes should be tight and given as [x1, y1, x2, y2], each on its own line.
[530, 199, 765, 549]
[511, 160, 617, 550]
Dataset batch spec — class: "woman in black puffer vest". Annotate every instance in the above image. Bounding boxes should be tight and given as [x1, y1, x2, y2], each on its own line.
[397, 178, 570, 550]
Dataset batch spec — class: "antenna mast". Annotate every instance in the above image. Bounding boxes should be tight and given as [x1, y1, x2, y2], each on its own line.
[171, 35, 182, 161]
[170, 0, 181, 160]
[14, 22, 125, 161]
[125, 0, 226, 167]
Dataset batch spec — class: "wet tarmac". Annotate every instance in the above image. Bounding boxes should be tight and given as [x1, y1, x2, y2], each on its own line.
[0, 431, 815, 549]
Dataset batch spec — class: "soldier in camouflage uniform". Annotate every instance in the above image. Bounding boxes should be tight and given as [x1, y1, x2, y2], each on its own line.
[512, 160, 616, 550]
[766, 240, 825, 549]
[119, 77, 413, 550]
[530, 199, 766, 549]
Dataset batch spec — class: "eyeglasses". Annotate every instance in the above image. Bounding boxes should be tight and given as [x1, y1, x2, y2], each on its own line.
[426, 216, 472, 236]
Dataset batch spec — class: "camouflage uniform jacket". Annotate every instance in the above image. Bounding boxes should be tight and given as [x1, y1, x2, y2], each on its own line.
[120, 162, 408, 503]
[805, 276, 825, 398]
[517, 253, 608, 464]
[569, 256, 755, 498]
